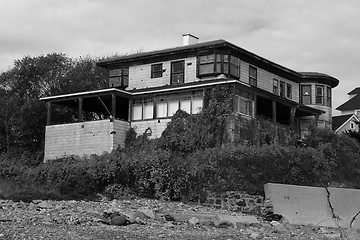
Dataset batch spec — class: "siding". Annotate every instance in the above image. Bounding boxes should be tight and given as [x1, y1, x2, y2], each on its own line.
[131, 119, 171, 138]
[127, 57, 198, 90]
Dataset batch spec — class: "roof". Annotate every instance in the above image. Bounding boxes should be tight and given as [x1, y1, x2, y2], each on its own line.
[332, 114, 359, 131]
[336, 94, 360, 111]
[97, 39, 339, 87]
[348, 87, 360, 95]
[299, 72, 339, 88]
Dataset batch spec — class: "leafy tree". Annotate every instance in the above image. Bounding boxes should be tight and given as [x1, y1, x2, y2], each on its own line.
[0, 53, 108, 158]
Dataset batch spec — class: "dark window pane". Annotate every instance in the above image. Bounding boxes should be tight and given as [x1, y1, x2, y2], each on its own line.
[302, 95, 311, 105]
[199, 55, 215, 64]
[199, 64, 214, 75]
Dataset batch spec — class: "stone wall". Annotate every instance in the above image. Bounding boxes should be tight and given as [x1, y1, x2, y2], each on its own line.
[203, 191, 264, 214]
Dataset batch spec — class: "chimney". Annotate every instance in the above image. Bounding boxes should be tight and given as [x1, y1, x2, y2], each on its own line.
[183, 34, 199, 46]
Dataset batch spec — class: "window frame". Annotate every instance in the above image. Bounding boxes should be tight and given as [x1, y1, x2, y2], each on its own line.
[171, 60, 185, 84]
[249, 66, 257, 87]
[234, 95, 254, 118]
[301, 85, 312, 105]
[279, 81, 285, 97]
[151, 63, 163, 78]
[326, 86, 331, 107]
[286, 83, 292, 99]
[273, 79, 279, 95]
[197, 53, 240, 79]
[316, 85, 324, 105]
[109, 67, 129, 88]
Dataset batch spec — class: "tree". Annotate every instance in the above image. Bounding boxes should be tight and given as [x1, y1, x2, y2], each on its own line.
[0, 53, 108, 157]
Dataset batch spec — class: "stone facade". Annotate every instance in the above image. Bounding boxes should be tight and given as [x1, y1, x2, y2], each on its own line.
[203, 191, 264, 214]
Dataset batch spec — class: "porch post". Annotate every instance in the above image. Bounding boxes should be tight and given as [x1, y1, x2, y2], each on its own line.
[46, 102, 52, 125]
[254, 95, 257, 118]
[290, 107, 296, 129]
[111, 93, 116, 120]
[78, 97, 83, 122]
[315, 114, 319, 127]
[272, 100, 277, 123]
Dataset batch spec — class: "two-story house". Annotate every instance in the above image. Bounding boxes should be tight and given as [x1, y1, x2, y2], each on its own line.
[40, 34, 339, 161]
[333, 87, 360, 134]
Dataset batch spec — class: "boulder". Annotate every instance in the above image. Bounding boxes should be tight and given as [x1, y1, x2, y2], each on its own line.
[110, 214, 127, 226]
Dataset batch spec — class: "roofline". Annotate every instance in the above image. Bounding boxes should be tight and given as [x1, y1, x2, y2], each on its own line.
[334, 114, 359, 132]
[299, 72, 339, 88]
[39, 88, 131, 101]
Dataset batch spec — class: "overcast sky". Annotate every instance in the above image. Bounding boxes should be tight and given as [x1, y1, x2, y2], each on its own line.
[1, 0, 359, 115]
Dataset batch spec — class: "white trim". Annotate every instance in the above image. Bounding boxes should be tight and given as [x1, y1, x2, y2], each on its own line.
[132, 80, 240, 95]
[39, 88, 130, 101]
[335, 114, 360, 133]
[40, 79, 243, 101]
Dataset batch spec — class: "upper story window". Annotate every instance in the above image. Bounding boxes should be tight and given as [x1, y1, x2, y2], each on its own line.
[197, 54, 240, 79]
[280, 81, 285, 97]
[151, 63, 163, 78]
[249, 66, 257, 87]
[316, 85, 324, 105]
[301, 85, 311, 104]
[273, 79, 278, 95]
[109, 67, 129, 88]
[286, 83, 292, 99]
[326, 86, 331, 107]
[171, 61, 184, 84]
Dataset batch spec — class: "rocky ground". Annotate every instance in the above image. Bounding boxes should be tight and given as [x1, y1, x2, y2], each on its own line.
[0, 197, 352, 239]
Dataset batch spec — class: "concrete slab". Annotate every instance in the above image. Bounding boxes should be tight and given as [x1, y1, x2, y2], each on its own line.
[265, 183, 360, 229]
[264, 183, 337, 227]
[328, 187, 360, 229]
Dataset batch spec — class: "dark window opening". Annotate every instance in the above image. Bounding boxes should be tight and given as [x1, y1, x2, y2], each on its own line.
[151, 63, 163, 78]
[171, 61, 184, 84]
[316, 85, 324, 105]
[249, 66, 257, 87]
[109, 67, 129, 88]
[280, 81, 285, 97]
[286, 83, 292, 99]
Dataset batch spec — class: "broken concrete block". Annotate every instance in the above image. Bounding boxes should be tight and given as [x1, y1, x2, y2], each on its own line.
[214, 214, 259, 229]
[264, 183, 360, 229]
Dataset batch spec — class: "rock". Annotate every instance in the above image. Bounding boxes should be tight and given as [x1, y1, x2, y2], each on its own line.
[137, 207, 156, 219]
[127, 211, 148, 224]
[110, 211, 120, 219]
[37, 201, 53, 209]
[188, 217, 199, 225]
[110, 214, 127, 226]
[249, 232, 260, 239]
[164, 222, 175, 228]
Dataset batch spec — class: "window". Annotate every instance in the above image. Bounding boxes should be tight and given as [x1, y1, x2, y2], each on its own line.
[132, 99, 143, 120]
[234, 95, 254, 117]
[180, 96, 191, 113]
[326, 87, 331, 107]
[197, 54, 239, 78]
[143, 99, 154, 119]
[229, 56, 240, 78]
[199, 55, 215, 75]
[279, 81, 285, 97]
[249, 66, 257, 87]
[168, 98, 179, 116]
[191, 97, 203, 114]
[156, 100, 167, 118]
[109, 67, 129, 88]
[151, 63, 163, 78]
[286, 83, 292, 99]
[171, 61, 184, 84]
[316, 85, 324, 105]
[301, 85, 311, 104]
[351, 122, 355, 129]
[273, 79, 278, 95]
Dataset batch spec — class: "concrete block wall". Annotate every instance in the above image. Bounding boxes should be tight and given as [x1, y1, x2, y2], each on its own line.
[44, 119, 130, 161]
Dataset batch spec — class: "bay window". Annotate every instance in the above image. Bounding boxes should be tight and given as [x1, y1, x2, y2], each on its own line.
[197, 54, 239, 79]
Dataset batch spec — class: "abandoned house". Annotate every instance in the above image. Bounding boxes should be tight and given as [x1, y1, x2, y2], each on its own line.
[40, 34, 339, 161]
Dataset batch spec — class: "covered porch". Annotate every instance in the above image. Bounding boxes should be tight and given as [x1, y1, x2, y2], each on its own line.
[40, 88, 132, 161]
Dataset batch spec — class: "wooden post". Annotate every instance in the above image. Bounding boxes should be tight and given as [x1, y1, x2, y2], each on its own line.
[46, 102, 52, 125]
[272, 101, 277, 123]
[290, 107, 296, 129]
[111, 93, 116, 120]
[78, 97, 83, 122]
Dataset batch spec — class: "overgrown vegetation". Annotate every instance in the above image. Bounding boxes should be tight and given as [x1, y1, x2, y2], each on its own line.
[1, 55, 360, 202]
